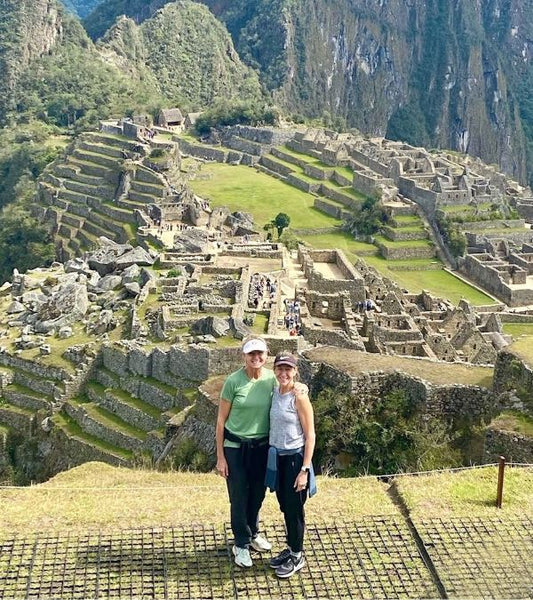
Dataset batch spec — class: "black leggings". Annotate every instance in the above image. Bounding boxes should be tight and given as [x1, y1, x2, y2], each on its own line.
[224, 445, 268, 548]
[276, 453, 307, 553]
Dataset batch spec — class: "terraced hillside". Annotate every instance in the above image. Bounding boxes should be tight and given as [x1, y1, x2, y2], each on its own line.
[35, 131, 174, 260]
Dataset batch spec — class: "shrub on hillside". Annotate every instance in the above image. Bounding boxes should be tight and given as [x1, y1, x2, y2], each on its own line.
[313, 387, 462, 475]
[194, 100, 280, 135]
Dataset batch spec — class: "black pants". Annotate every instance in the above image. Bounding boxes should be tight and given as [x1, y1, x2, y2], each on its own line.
[276, 453, 307, 553]
[224, 444, 268, 548]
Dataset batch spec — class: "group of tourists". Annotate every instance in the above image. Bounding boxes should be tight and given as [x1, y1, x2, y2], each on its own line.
[248, 274, 277, 310]
[283, 298, 302, 336]
[216, 336, 316, 578]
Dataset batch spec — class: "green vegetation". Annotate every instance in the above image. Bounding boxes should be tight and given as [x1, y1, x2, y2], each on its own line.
[169, 438, 212, 472]
[195, 100, 279, 135]
[507, 337, 533, 366]
[502, 323, 533, 338]
[0, 203, 55, 285]
[188, 163, 340, 229]
[314, 387, 461, 475]
[61, 0, 103, 19]
[491, 411, 533, 437]
[397, 465, 533, 517]
[344, 197, 388, 236]
[16, 24, 161, 130]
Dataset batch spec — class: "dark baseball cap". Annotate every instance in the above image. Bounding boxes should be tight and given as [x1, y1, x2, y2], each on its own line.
[274, 354, 298, 368]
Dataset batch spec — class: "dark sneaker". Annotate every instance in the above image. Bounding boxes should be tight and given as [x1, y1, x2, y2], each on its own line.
[275, 554, 305, 578]
[269, 548, 291, 568]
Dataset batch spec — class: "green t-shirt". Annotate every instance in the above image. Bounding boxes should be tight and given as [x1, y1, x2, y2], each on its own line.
[221, 367, 276, 448]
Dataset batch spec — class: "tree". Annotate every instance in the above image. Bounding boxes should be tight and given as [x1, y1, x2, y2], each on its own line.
[0, 204, 55, 284]
[273, 212, 290, 237]
[344, 197, 387, 237]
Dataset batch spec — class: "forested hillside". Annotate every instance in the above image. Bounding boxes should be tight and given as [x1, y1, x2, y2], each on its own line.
[82, 0, 533, 188]
[0, 0, 262, 282]
[61, 0, 102, 18]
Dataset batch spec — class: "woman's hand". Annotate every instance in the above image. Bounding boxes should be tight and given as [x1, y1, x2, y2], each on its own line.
[216, 456, 229, 478]
[294, 470, 308, 492]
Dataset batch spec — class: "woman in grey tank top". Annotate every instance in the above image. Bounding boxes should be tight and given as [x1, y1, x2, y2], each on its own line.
[266, 353, 316, 578]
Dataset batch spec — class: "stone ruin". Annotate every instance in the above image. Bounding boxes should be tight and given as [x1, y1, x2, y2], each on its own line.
[1, 120, 532, 476]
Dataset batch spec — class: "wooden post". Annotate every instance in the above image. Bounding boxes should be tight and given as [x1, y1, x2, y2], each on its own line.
[496, 456, 506, 508]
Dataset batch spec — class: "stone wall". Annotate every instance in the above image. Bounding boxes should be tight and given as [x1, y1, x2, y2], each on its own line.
[493, 350, 533, 411]
[484, 428, 533, 463]
[302, 325, 364, 350]
[313, 198, 343, 219]
[377, 242, 435, 260]
[352, 171, 394, 198]
[222, 125, 295, 147]
[462, 255, 533, 307]
[398, 178, 437, 216]
[177, 139, 227, 163]
[300, 355, 500, 424]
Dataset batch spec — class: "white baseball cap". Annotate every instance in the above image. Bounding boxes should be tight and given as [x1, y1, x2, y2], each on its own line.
[242, 338, 268, 354]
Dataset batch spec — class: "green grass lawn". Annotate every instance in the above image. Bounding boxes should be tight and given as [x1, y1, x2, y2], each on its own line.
[298, 230, 377, 259]
[397, 465, 533, 517]
[381, 268, 497, 305]
[507, 336, 533, 365]
[374, 235, 434, 249]
[189, 163, 340, 229]
[298, 231, 496, 305]
[502, 323, 533, 338]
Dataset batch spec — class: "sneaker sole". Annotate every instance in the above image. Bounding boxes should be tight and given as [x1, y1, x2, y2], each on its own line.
[276, 560, 305, 578]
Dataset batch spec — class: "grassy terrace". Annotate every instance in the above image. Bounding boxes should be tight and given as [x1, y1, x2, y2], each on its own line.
[490, 411, 533, 437]
[189, 163, 341, 228]
[397, 466, 533, 517]
[374, 235, 434, 249]
[0, 461, 527, 535]
[507, 336, 533, 365]
[304, 347, 494, 388]
[298, 230, 378, 258]
[440, 202, 493, 215]
[0, 462, 395, 535]
[502, 323, 533, 337]
[54, 413, 132, 460]
[392, 215, 422, 225]
[366, 261, 498, 305]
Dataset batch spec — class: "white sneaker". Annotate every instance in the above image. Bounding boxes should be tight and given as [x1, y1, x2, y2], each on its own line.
[232, 545, 253, 568]
[250, 534, 272, 552]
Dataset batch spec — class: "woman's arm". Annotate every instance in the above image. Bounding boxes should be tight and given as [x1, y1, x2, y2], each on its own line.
[294, 391, 316, 491]
[215, 398, 232, 478]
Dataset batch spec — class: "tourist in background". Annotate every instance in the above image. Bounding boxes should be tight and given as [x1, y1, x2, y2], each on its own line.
[266, 353, 316, 578]
[215, 336, 277, 569]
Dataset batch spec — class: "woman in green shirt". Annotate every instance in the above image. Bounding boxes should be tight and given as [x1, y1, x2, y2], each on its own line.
[215, 336, 276, 568]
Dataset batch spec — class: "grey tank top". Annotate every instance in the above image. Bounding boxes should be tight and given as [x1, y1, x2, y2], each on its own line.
[269, 386, 305, 450]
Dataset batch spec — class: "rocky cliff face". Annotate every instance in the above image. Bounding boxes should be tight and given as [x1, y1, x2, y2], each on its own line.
[0, 0, 63, 119]
[200, 0, 532, 185]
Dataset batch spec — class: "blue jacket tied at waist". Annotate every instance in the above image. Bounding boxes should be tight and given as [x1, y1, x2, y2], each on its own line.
[265, 446, 317, 497]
